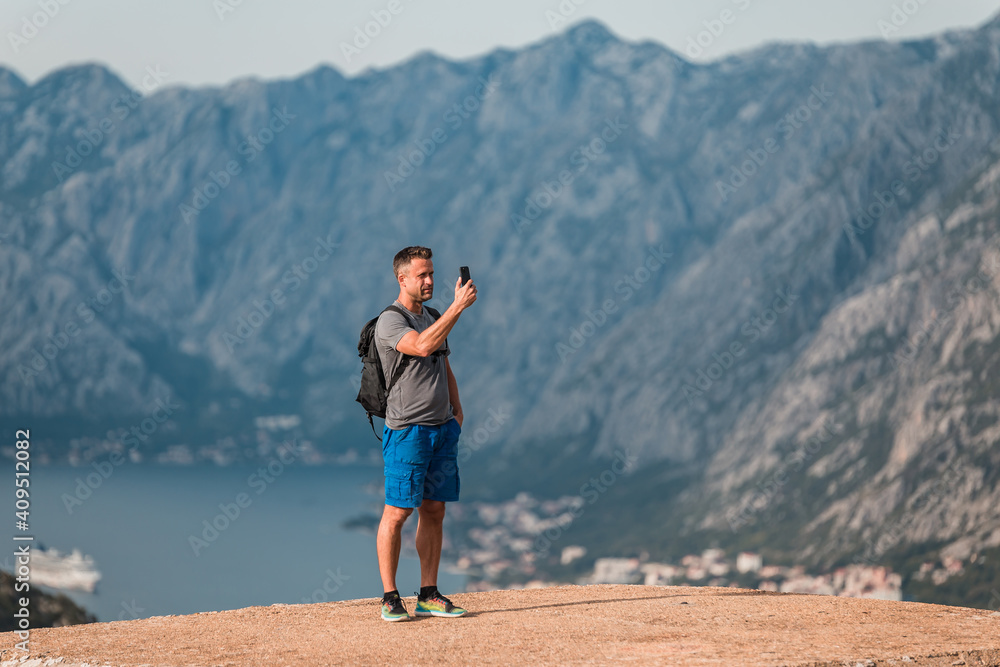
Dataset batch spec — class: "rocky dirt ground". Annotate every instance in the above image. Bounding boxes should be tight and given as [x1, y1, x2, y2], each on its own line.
[1, 584, 998, 666]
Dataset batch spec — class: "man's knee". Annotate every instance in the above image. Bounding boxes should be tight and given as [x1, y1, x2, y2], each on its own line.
[418, 500, 446, 522]
[383, 504, 414, 526]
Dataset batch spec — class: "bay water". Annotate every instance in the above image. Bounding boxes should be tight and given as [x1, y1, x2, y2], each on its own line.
[1, 463, 465, 621]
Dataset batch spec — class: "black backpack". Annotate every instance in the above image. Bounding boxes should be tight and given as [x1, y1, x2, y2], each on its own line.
[355, 304, 443, 439]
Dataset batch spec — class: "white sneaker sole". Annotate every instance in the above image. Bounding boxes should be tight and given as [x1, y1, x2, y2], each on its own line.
[381, 613, 410, 621]
[414, 609, 466, 617]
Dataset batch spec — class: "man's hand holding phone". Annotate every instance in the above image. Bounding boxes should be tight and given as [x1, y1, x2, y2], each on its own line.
[454, 266, 477, 312]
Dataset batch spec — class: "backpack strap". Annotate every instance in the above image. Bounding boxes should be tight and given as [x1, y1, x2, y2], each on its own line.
[381, 305, 416, 400]
[384, 352, 413, 402]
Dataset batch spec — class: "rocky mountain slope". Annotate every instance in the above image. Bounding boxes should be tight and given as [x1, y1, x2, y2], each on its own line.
[695, 151, 1000, 563]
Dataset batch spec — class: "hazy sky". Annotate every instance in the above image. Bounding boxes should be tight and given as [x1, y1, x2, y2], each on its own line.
[3, 0, 999, 88]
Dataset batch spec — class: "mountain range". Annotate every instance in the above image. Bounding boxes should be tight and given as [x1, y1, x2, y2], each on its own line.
[2, 14, 1000, 603]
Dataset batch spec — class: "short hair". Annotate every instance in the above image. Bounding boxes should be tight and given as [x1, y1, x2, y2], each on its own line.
[393, 246, 433, 279]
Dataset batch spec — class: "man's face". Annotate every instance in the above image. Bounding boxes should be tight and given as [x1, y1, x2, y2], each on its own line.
[400, 258, 434, 303]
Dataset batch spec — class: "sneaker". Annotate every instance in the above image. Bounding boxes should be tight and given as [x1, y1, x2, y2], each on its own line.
[381, 593, 410, 622]
[414, 590, 467, 617]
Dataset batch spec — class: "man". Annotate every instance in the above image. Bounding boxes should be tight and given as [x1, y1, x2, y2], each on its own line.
[374, 246, 477, 621]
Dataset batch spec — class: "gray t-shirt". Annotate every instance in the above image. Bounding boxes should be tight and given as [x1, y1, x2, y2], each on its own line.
[374, 301, 453, 429]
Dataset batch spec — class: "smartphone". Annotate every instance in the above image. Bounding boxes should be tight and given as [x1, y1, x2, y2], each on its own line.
[460, 266, 471, 286]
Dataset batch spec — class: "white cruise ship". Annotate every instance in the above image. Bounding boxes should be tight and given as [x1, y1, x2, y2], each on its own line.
[31, 548, 102, 593]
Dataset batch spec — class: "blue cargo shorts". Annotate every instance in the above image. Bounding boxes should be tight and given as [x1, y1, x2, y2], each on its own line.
[382, 417, 461, 508]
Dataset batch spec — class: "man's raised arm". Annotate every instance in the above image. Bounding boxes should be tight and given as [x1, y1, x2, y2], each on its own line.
[395, 277, 477, 357]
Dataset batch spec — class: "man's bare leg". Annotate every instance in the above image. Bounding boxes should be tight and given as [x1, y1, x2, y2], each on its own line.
[377, 504, 413, 593]
[415, 499, 446, 588]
